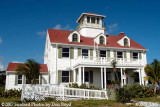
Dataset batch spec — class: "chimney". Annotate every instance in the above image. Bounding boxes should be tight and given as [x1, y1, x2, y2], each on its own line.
[119, 32, 125, 36]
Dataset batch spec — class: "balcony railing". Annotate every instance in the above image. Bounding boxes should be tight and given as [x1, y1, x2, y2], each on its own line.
[74, 56, 143, 66]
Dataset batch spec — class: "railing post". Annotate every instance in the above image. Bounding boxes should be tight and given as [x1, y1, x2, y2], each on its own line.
[84, 90, 85, 99]
[88, 90, 89, 99]
[62, 87, 65, 100]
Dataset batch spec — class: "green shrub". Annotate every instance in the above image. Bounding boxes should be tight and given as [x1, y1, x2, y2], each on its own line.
[79, 83, 88, 89]
[115, 87, 132, 103]
[115, 85, 154, 103]
[68, 83, 101, 90]
[69, 83, 79, 88]
[1, 89, 21, 97]
[129, 84, 154, 98]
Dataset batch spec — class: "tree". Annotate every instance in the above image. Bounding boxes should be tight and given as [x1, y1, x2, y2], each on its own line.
[16, 59, 40, 84]
[144, 59, 160, 94]
[111, 59, 119, 82]
[124, 69, 130, 85]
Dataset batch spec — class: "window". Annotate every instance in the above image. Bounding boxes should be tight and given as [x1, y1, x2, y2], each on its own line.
[36, 76, 39, 84]
[87, 17, 90, 23]
[82, 49, 88, 57]
[100, 50, 106, 57]
[62, 48, 69, 58]
[99, 36, 105, 44]
[85, 72, 89, 82]
[26, 76, 39, 84]
[97, 18, 100, 24]
[133, 52, 138, 59]
[91, 17, 95, 23]
[117, 51, 123, 58]
[124, 38, 128, 46]
[134, 72, 139, 82]
[18, 75, 22, 84]
[72, 34, 78, 42]
[62, 71, 69, 82]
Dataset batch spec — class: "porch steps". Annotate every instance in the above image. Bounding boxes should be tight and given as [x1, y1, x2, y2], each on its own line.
[107, 89, 115, 100]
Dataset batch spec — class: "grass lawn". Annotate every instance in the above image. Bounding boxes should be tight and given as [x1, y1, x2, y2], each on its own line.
[0, 97, 137, 107]
[133, 96, 160, 104]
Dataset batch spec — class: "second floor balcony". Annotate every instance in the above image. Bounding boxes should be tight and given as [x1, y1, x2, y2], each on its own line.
[74, 56, 143, 67]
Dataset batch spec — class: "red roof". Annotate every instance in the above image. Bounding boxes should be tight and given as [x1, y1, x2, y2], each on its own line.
[7, 63, 48, 73]
[48, 29, 146, 50]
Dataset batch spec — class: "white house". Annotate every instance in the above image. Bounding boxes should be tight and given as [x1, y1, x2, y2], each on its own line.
[5, 12, 147, 90]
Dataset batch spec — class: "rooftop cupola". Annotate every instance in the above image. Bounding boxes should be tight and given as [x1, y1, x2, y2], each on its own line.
[76, 12, 106, 38]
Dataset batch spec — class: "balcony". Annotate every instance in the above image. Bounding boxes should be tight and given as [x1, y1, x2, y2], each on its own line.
[74, 56, 143, 67]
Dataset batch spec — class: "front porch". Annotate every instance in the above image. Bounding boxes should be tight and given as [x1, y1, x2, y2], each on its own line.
[73, 66, 145, 90]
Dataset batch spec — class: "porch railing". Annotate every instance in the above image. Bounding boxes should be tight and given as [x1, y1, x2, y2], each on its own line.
[74, 56, 142, 66]
[21, 84, 108, 101]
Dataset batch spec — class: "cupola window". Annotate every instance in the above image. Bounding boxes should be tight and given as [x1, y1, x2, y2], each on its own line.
[72, 34, 78, 42]
[91, 17, 95, 23]
[124, 38, 128, 46]
[97, 18, 100, 24]
[99, 36, 105, 44]
[87, 17, 90, 23]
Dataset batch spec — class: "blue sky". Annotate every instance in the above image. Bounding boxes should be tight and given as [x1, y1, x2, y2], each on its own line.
[0, 0, 160, 70]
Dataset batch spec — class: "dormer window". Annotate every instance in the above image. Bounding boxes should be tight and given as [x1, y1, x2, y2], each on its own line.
[72, 34, 78, 42]
[99, 36, 105, 44]
[124, 38, 128, 46]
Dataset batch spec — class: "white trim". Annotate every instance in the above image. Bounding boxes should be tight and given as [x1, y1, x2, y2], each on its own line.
[51, 43, 147, 51]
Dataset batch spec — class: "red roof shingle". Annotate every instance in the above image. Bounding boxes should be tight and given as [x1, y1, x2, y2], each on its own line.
[48, 29, 146, 50]
[7, 63, 48, 73]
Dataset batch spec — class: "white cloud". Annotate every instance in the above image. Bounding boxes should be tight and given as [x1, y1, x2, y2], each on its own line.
[106, 23, 118, 34]
[54, 24, 61, 29]
[0, 56, 5, 71]
[12, 61, 23, 63]
[0, 37, 3, 44]
[36, 31, 46, 38]
[53, 24, 73, 31]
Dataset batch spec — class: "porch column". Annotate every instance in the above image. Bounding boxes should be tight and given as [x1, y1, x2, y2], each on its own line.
[104, 68, 107, 90]
[83, 67, 85, 84]
[78, 67, 82, 85]
[101, 67, 104, 89]
[120, 68, 123, 87]
[139, 69, 142, 85]
[73, 69, 76, 82]
[123, 68, 126, 85]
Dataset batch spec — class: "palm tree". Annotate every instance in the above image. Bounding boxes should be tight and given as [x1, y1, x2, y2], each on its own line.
[144, 59, 160, 94]
[124, 69, 130, 85]
[16, 59, 41, 84]
[111, 59, 119, 82]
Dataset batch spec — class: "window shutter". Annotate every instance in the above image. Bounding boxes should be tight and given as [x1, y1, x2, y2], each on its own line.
[124, 51, 127, 58]
[114, 51, 117, 58]
[139, 52, 142, 59]
[90, 71, 93, 84]
[90, 49, 93, 60]
[70, 70, 73, 82]
[70, 47, 74, 59]
[58, 70, 62, 83]
[107, 50, 110, 58]
[23, 75, 26, 84]
[40, 74, 42, 84]
[130, 51, 133, 59]
[15, 74, 18, 86]
[78, 48, 81, 56]
[58, 47, 62, 58]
